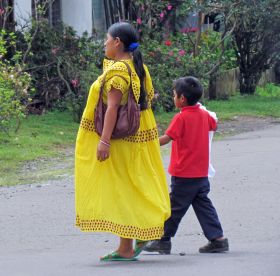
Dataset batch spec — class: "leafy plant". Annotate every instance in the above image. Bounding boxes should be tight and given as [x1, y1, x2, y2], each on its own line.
[256, 83, 280, 98]
[141, 30, 236, 111]
[0, 30, 32, 133]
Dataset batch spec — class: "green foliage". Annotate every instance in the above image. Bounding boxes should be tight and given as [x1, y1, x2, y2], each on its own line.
[53, 27, 102, 122]
[17, 20, 103, 121]
[141, 30, 236, 111]
[229, 0, 280, 94]
[256, 84, 280, 98]
[133, 0, 194, 35]
[0, 30, 32, 133]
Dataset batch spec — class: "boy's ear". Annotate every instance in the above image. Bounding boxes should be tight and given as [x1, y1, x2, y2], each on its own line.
[180, 95, 187, 103]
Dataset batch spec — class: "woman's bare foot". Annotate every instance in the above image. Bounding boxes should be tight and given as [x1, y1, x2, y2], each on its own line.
[117, 237, 134, 258]
[116, 249, 135, 258]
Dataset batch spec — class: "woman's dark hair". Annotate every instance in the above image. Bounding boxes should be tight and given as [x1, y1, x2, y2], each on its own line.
[173, 76, 203, 106]
[108, 22, 147, 110]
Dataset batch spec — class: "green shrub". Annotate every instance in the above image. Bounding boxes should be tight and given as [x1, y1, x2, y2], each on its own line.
[141, 31, 237, 111]
[0, 30, 32, 133]
[16, 21, 103, 122]
[256, 83, 280, 97]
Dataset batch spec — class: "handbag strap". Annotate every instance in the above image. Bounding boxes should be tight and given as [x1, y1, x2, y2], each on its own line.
[99, 60, 133, 98]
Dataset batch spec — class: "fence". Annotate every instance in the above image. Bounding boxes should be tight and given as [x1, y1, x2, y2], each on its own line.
[207, 67, 276, 99]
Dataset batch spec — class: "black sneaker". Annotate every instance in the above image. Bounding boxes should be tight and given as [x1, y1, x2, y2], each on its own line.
[199, 238, 229, 253]
[143, 240, 171, 254]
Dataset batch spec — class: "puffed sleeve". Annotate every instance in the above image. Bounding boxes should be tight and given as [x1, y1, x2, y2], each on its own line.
[103, 62, 130, 96]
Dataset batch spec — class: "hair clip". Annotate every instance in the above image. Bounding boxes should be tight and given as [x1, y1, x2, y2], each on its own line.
[128, 42, 139, 52]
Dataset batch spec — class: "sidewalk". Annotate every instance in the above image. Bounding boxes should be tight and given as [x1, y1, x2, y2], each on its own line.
[1, 125, 280, 276]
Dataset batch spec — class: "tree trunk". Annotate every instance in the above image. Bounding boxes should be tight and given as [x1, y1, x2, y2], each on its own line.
[208, 72, 217, 99]
[239, 70, 261, 95]
[194, 0, 205, 57]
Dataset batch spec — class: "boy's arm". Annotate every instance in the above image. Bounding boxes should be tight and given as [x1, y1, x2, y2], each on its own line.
[159, 134, 172, 146]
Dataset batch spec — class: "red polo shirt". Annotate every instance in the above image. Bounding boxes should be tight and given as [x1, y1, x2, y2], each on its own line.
[166, 104, 217, 178]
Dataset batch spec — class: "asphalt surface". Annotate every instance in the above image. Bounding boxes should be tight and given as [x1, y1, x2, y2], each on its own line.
[1, 124, 280, 276]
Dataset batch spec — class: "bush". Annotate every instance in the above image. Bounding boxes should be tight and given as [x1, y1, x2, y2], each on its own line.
[256, 83, 280, 97]
[16, 21, 103, 121]
[141, 31, 237, 111]
[0, 30, 32, 133]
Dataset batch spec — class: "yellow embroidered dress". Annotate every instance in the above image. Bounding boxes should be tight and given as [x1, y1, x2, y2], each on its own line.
[75, 59, 170, 240]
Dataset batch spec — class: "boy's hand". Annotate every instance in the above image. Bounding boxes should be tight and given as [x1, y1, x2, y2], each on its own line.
[159, 134, 172, 146]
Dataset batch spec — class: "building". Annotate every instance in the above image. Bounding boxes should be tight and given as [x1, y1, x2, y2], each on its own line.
[1, 0, 107, 35]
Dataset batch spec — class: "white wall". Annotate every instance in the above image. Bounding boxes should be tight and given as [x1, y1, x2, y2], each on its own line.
[62, 0, 92, 35]
[14, 0, 32, 28]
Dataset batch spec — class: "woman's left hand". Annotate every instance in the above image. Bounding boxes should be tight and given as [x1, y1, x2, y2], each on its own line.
[97, 141, 110, 162]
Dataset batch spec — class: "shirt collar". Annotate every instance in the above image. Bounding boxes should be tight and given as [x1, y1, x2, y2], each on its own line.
[180, 104, 200, 112]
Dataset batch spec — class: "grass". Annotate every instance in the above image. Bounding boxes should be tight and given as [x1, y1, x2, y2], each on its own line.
[0, 111, 79, 186]
[155, 93, 280, 131]
[206, 94, 280, 120]
[1, 88, 280, 186]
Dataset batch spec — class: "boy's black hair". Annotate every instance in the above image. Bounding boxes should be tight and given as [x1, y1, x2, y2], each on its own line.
[173, 76, 203, 106]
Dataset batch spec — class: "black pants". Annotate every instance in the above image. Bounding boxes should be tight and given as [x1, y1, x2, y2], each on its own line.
[163, 176, 223, 241]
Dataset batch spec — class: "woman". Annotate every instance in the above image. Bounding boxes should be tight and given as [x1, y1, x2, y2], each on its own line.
[75, 22, 170, 261]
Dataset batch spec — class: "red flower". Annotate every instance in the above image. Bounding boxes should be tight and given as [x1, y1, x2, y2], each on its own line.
[71, 79, 79, 88]
[165, 40, 172, 46]
[178, 49, 186, 56]
[136, 18, 142, 24]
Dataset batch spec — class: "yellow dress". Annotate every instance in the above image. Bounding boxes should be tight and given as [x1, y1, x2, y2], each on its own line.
[75, 59, 170, 240]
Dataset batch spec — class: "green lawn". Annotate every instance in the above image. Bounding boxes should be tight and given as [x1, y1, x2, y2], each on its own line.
[1, 91, 280, 186]
[0, 111, 79, 186]
[206, 94, 280, 120]
[155, 94, 280, 131]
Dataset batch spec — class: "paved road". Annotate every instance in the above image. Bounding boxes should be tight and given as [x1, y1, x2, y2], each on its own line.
[1, 125, 280, 276]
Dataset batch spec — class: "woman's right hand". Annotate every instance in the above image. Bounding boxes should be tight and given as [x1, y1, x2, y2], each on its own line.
[97, 141, 110, 162]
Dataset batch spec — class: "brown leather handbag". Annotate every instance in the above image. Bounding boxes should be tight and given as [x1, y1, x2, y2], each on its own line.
[94, 61, 140, 139]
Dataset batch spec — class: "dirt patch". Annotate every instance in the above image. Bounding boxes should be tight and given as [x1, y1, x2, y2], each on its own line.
[217, 116, 280, 137]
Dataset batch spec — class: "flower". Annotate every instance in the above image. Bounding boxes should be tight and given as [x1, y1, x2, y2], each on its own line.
[0, 8, 5, 16]
[180, 27, 198, 33]
[168, 51, 174, 56]
[167, 4, 173, 10]
[160, 12, 164, 18]
[136, 18, 142, 24]
[51, 47, 59, 55]
[165, 40, 172, 46]
[178, 49, 186, 56]
[71, 79, 79, 88]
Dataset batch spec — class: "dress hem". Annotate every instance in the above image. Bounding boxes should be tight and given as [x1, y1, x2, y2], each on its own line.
[75, 216, 164, 240]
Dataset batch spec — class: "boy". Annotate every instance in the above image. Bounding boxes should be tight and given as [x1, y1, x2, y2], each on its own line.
[144, 76, 229, 254]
